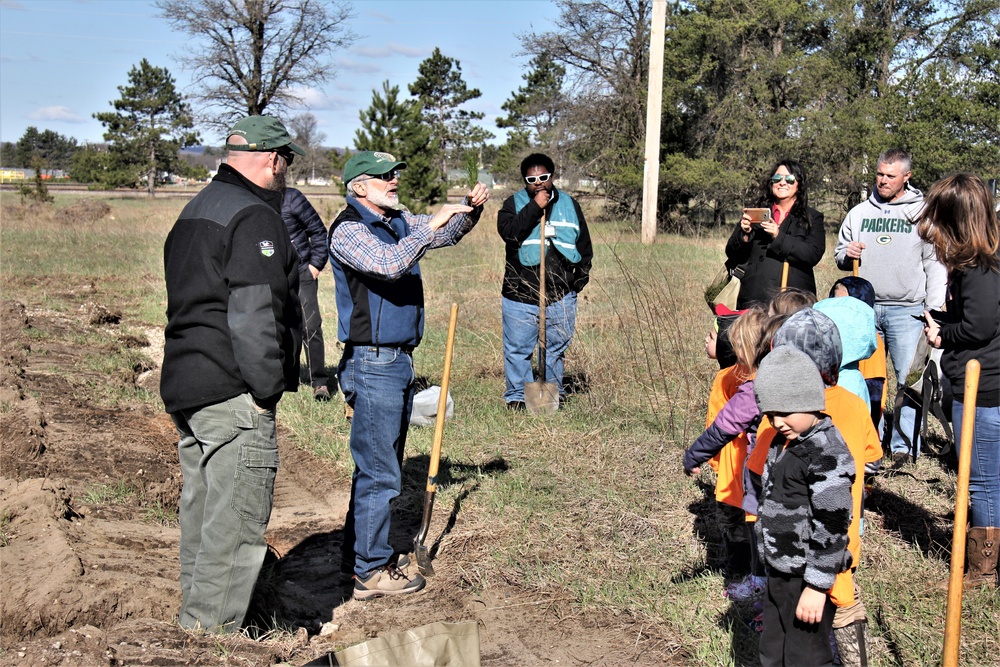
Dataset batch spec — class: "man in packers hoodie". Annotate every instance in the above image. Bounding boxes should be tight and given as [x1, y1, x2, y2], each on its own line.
[834, 148, 946, 466]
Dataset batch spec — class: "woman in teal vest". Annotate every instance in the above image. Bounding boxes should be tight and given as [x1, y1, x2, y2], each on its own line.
[497, 153, 593, 410]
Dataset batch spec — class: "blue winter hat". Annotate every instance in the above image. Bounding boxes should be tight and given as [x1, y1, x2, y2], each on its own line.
[830, 276, 876, 309]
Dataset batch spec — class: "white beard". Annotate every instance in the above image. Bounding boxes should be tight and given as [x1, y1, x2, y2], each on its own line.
[366, 186, 399, 211]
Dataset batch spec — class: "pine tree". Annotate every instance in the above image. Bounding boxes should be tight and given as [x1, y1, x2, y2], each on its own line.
[355, 81, 443, 211]
[94, 59, 199, 195]
[408, 48, 492, 175]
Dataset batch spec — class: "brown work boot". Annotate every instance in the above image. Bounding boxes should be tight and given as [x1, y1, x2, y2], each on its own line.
[353, 563, 426, 600]
[965, 527, 999, 587]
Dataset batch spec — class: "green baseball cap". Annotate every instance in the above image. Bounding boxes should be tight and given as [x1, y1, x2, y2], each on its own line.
[225, 115, 305, 155]
[343, 151, 407, 183]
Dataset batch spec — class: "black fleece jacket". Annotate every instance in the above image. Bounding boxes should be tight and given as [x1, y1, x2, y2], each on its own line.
[161, 164, 301, 413]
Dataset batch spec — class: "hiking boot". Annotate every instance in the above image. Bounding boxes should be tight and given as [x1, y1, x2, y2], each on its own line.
[506, 400, 526, 412]
[353, 564, 425, 600]
[724, 574, 766, 601]
[890, 452, 912, 469]
[314, 386, 331, 402]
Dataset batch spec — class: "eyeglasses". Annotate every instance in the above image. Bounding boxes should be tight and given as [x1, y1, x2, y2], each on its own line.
[275, 149, 295, 166]
[771, 174, 796, 184]
[365, 170, 401, 182]
[525, 173, 552, 184]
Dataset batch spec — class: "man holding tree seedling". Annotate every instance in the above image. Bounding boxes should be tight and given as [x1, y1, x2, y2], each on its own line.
[328, 151, 489, 599]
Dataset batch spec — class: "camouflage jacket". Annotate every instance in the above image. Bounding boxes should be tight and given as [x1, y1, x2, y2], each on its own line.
[755, 416, 855, 591]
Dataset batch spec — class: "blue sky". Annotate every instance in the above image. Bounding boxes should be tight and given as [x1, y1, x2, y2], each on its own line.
[0, 0, 561, 149]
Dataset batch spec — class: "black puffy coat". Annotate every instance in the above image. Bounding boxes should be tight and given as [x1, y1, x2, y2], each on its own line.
[725, 207, 825, 309]
[281, 188, 328, 272]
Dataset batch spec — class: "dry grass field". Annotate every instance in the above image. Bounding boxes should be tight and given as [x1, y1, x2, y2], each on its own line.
[1, 189, 997, 665]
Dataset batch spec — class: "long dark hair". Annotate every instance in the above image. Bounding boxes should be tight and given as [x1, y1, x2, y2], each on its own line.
[760, 159, 809, 225]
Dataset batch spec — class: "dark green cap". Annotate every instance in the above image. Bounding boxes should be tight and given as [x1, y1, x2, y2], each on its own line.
[225, 115, 305, 155]
[343, 151, 407, 183]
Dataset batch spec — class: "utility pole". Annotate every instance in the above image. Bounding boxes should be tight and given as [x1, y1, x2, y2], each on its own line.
[641, 0, 667, 244]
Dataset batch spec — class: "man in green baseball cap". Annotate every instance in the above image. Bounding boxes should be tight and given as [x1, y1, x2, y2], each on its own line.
[162, 113, 302, 632]
[328, 151, 490, 600]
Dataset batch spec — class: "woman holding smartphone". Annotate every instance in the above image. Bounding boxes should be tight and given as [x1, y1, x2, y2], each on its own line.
[918, 173, 1000, 587]
[725, 159, 826, 309]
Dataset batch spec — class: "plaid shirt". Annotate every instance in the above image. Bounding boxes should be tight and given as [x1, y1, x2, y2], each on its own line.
[329, 196, 480, 280]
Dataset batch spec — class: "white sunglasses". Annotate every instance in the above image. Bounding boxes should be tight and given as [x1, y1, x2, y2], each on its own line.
[525, 173, 552, 184]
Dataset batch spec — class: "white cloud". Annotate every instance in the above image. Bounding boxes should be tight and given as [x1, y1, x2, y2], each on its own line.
[26, 106, 86, 123]
[354, 43, 426, 59]
[334, 58, 384, 76]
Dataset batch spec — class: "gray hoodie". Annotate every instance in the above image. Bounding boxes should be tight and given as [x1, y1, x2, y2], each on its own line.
[834, 185, 946, 308]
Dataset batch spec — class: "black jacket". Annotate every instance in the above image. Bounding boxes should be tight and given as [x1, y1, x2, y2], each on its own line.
[725, 207, 825, 309]
[161, 164, 301, 413]
[939, 264, 1000, 407]
[282, 187, 328, 272]
[497, 190, 593, 304]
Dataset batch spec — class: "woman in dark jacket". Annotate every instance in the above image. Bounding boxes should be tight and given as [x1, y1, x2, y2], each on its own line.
[725, 160, 826, 309]
[918, 173, 1000, 587]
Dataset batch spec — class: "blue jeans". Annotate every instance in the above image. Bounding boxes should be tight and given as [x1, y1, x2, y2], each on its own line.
[172, 393, 278, 632]
[875, 303, 924, 456]
[502, 293, 578, 403]
[338, 345, 415, 577]
[952, 402, 1000, 528]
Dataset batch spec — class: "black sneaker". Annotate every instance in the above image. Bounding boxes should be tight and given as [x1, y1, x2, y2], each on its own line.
[314, 386, 332, 401]
[506, 400, 526, 412]
[353, 564, 426, 600]
[891, 452, 912, 469]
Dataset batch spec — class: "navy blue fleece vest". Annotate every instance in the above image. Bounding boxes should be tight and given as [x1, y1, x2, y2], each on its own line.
[328, 198, 424, 347]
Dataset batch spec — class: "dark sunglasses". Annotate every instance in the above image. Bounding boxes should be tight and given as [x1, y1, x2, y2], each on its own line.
[368, 170, 401, 182]
[275, 149, 295, 166]
[525, 173, 552, 184]
[771, 174, 796, 184]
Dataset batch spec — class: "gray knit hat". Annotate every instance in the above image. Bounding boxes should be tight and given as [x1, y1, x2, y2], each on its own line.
[772, 307, 842, 388]
[755, 346, 826, 414]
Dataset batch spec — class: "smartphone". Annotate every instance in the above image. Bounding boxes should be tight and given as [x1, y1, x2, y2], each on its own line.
[744, 208, 772, 225]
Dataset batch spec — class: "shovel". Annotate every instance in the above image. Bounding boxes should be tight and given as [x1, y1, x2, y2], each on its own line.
[413, 302, 459, 576]
[524, 212, 560, 414]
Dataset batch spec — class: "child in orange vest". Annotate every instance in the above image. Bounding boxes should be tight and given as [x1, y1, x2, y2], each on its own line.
[830, 276, 886, 429]
[748, 307, 882, 666]
[687, 306, 768, 596]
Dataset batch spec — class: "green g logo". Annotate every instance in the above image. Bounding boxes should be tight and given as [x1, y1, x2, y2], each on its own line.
[876, 235, 892, 245]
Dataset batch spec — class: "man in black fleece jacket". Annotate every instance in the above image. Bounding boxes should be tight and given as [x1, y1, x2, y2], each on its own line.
[161, 115, 303, 632]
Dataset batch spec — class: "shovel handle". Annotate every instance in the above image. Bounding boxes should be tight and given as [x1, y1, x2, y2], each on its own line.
[425, 303, 459, 493]
[943, 359, 980, 667]
[852, 258, 859, 277]
[537, 213, 548, 380]
[780, 261, 789, 290]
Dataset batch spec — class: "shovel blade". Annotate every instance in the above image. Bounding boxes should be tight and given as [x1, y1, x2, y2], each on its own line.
[524, 381, 559, 414]
[413, 541, 435, 576]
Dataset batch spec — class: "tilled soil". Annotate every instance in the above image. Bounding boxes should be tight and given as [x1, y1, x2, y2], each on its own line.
[0, 287, 680, 666]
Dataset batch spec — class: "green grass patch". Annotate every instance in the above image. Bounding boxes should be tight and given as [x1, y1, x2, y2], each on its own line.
[82, 479, 137, 505]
